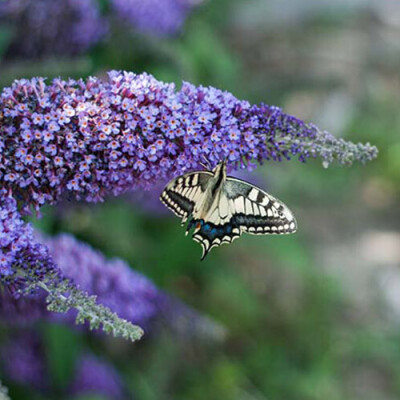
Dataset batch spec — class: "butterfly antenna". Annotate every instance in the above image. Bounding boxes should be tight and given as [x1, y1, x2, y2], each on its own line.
[199, 155, 212, 170]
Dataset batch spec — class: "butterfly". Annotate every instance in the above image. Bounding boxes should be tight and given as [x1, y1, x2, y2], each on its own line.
[160, 160, 297, 260]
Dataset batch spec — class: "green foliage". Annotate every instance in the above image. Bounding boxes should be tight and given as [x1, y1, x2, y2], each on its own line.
[348, 97, 400, 191]
[42, 324, 81, 391]
[0, 25, 13, 59]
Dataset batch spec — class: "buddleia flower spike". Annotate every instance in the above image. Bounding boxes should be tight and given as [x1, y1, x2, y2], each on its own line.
[0, 70, 377, 323]
[160, 160, 297, 260]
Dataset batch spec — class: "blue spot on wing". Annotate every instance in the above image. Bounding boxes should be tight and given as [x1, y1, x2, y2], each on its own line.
[203, 223, 211, 232]
[187, 219, 236, 241]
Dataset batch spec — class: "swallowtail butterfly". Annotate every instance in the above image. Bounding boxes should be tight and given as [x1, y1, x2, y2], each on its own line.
[160, 161, 297, 260]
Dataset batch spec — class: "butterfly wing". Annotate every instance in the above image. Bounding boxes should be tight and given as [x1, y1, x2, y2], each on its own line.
[191, 215, 242, 260]
[225, 177, 297, 235]
[160, 171, 213, 224]
[190, 176, 297, 260]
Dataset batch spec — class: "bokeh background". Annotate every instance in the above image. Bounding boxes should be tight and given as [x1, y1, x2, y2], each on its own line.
[1, 0, 400, 399]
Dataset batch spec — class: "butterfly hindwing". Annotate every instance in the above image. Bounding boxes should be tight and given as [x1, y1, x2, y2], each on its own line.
[188, 218, 242, 260]
[160, 171, 212, 223]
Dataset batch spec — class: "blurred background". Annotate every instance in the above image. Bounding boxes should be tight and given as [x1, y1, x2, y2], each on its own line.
[1, 0, 400, 399]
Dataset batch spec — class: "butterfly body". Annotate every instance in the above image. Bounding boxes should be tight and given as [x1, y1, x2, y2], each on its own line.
[160, 161, 297, 260]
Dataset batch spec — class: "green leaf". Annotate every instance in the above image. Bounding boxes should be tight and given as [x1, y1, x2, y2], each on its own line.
[0, 25, 13, 59]
[42, 324, 81, 391]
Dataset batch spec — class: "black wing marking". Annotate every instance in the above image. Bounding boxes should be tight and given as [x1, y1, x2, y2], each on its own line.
[160, 171, 212, 223]
[224, 177, 297, 235]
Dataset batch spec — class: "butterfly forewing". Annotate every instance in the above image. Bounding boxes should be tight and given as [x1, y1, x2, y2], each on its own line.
[160, 171, 212, 223]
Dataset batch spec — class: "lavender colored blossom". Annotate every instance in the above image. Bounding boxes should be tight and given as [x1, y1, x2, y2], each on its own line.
[0, 232, 225, 340]
[0, 232, 160, 327]
[111, 0, 201, 36]
[1, 333, 125, 399]
[0, 0, 107, 59]
[0, 288, 44, 325]
[69, 354, 125, 400]
[0, 70, 377, 216]
[0, 218, 144, 341]
[0, 192, 60, 284]
[43, 233, 161, 328]
[127, 179, 171, 214]
[1, 334, 47, 390]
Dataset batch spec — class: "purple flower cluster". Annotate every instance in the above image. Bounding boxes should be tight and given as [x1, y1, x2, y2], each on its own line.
[0, 232, 161, 327]
[43, 233, 161, 327]
[0, 192, 58, 283]
[0, 232, 224, 340]
[69, 353, 125, 399]
[0, 0, 203, 60]
[0, 0, 107, 59]
[1, 333, 47, 391]
[0, 287, 44, 325]
[1, 333, 125, 399]
[111, 0, 201, 36]
[0, 71, 377, 215]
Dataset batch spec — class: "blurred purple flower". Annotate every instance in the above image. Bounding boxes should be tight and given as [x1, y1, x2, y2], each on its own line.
[127, 179, 171, 215]
[111, 0, 202, 36]
[0, 288, 44, 325]
[0, 0, 107, 59]
[43, 233, 161, 328]
[1, 333, 125, 399]
[0, 232, 225, 340]
[0, 232, 160, 327]
[69, 353, 125, 400]
[0, 192, 60, 286]
[1, 333, 48, 391]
